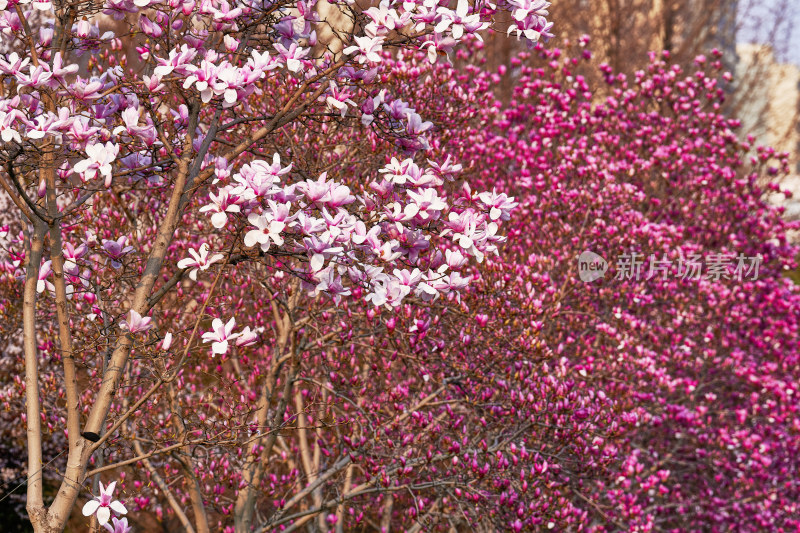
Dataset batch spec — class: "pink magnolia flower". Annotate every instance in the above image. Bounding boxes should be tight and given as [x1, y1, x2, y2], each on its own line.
[202, 317, 240, 355]
[297, 172, 333, 203]
[200, 188, 242, 229]
[364, 1, 403, 34]
[15, 65, 53, 90]
[177, 243, 225, 281]
[214, 64, 244, 105]
[507, 0, 553, 40]
[141, 73, 165, 93]
[183, 59, 220, 102]
[0, 111, 22, 143]
[302, 235, 343, 272]
[343, 35, 385, 64]
[122, 309, 152, 333]
[236, 326, 260, 347]
[153, 44, 198, 77]
[435, 0, 483, 40]
[406, 188, 447, 222]
[444, 210, 479, 250]
[274, 43, 308, 72]
[325, 81, 356, 117]
[477, 188, 518, 221]
[68, 118, 100, 143]
[81, 481, 127, 526]
[36, 260, 54, 294]
[428, 154, 463, 180]
[359, 89, 386, 126]
[160, 332, 173, 350]
[63, 242, 88, 275]
[443, 248, 468, 270]
[24, 114, 58, 139]
[73, 142, 119, 187]
[405, 111, 433, 137]
[0, 52, 30, 75]
[244, 213, 285, 252]
[392, 267, 422, 298]
[51, 52, 79, 80]
[138, 13, 163, 37]
[113, 107, 157, 146]
[311, 267, 352, 304]
[224, 34, 240, 52]
[68, 77, 105, 101]
[326, 183, 355, 207]
[102, 236, 134, 269]
[103, 517, 133, 533]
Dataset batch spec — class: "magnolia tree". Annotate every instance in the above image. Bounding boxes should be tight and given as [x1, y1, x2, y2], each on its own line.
[3, 0, 800, 532]
[0, 0, 556, 531]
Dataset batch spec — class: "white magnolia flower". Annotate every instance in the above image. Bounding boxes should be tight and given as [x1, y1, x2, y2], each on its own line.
[244, 213, 285, 252]
[73, 142, 119, 187]
[199, 188, 241, 229]
[121, 310, 152, 333]
[201, 317, 239, 355]
[81, 481, 127, 526]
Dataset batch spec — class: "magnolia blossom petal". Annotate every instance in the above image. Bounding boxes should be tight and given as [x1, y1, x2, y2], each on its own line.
[82, 500, 100, 517]
[310, 253, 325, 272]
[177, 258, 196, 269]
[244, 230, 261, 248]
[212, 339, 228, 355]
[109, 501, 127, 515]
[96, 506, 111, 526]
[211, 211, 228, 228]
[161, 332, 173, 350]
[224, 317, 236, 336]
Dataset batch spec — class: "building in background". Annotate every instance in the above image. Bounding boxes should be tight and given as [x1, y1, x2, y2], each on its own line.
[736, 44, 800, 172]
[484, 0, 800, 225]
[736, 43, 800, 223]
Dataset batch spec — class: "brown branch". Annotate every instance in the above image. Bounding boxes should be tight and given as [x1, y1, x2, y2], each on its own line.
[168, 383, 210, 533]
[133, 439, 197, 533]
[86, 439, 189, 478]
[4, 158, 52, 224]
[89, 241, 235, 453]
[0, 166, 37, 222]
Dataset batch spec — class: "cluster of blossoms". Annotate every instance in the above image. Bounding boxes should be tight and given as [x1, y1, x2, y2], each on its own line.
[202, 153, 513, 309]
[201, 316, 259, 355]
[0, 0, 553, 193]
[13, 235, 131, 304]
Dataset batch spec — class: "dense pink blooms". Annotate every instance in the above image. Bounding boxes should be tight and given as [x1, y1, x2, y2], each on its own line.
[2, 0, 798, 530]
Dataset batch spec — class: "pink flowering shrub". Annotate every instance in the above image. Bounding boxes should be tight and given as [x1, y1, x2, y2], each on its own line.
[450, 43, 800, 530]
